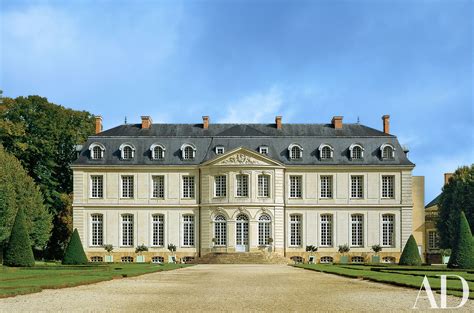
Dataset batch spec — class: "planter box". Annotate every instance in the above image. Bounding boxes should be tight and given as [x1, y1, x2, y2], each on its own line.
[443, 256, 450, 264]
[168, 256, 176, 263]
[339, 255, 349, 264]
[105, 255, 113, 263]
[371, 255, 380, 263]
[136, 255, 145, 263]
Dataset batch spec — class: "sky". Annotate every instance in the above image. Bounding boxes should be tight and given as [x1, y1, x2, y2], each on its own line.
[1, 0, 473, 202]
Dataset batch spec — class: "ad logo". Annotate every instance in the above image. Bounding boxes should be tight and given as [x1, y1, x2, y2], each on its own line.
[413, 275, 469, 309]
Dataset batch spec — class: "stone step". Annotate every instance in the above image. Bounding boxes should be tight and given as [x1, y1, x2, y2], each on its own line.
[191, 252, 288, 264]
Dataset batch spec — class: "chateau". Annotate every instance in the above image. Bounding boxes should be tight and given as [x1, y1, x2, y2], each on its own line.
[72, 115, 425, 263]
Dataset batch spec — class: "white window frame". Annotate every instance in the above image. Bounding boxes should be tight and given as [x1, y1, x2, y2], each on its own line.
[213, 215, 227, 246]
[214, 175, 227, 198]
[259, 146, 269, 155]
[152, 175, 165, 199]
[318, 144, 334, 160]
[119, 143, 135, 160]
[288, 143, 303, 160]
[182, 215, 195, 247]
[235, 174, 249, 197]
[182, 176, 195, 199]
[381, 175, 395, 199]
[289, 175, 302, 198]
[428, 230, 439, 250]
[89, 142, 105, 160]
[181, 143, 196, 160]
[258, 214, 272, 246]
[380, 143, 395, 160]
[90, 175, 104, 198]
[320, 214, 333, 247]
[90, 213, 104, 247]
[289, 214, 302, 247]
[121, 214, 134, 247]
[150, 143, 166, 160]
[320, 175, 333, 199]
[151, 214, 164, 247]
[121, 175, 134, 198]
[350, 175, 364, 199]
[350, 214, 364, 247]
[349, 143, 364, 160]
[257, 174, 270, 197]
[215, 146, 225, 155]
[381, 214, 395, 247]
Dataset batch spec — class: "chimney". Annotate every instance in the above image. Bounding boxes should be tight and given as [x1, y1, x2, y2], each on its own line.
[331, 116, 343, 129]
[141, 116, 152, 129]
[444, 173, 453, 185]
[95, 116, 102, 134]
[382, 115, 390, 134]
[275, 116, 282, 129]
[202, 116, 209, 129]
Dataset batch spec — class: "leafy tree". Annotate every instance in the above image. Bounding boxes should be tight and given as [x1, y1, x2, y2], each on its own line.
[0, 145, 51, 259]
[399, 235, 422, 266]
[62, 229, 88, 265]
[448, 211, 474, 269]
[3, 208, 35, 267]
[437, 165, 474, 249]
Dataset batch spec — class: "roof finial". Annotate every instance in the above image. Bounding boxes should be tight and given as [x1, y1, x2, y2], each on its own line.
[124, 116, 127, 124]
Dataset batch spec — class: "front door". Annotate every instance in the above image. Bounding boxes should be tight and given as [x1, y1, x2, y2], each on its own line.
[235, 214, 249, 252]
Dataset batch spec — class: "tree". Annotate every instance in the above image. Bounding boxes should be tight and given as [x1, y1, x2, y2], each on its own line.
[62, 229, 88, 265]
[0, 145, 51, 259]
[437, 165, 474, 249]
[448, 211, 474, 269]
[3, 208, 35, 267]
[399, 235, 422, 266]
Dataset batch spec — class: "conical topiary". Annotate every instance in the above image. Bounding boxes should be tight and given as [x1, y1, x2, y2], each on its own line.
[399, 235, 422, 266]
[62, 228, 88, 265]
[448, 211, 474, 269]
[3, 208, 35, 267]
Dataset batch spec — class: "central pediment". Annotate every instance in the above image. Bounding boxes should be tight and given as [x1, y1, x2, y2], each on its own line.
[201, 147, 283, 167]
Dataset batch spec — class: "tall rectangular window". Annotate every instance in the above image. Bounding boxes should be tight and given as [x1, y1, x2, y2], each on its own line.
[320, 214, 333, 246]
[381, 175, 395, 198]
[152, 215, 164, 246]
[214, 175, 227, 197]
[289, 215, 302, 246]
[351, 214, 364, 247]
[320, 176, 333, 198]
[428, 230, 439, 249]
[351, 176, 363, 199]
[182, 215, 195, 246]
[121, 175, 134, 198]
[91, 175, 104, 198]
[258, 175, 270, 197]
[91, 214, 103, 246]
[289, 176, 302, 198]
[382, 214, 395, 247]
[236, 174, 249, 197]
[182, 176, 195, 198]
[121, 214, 134, 246]
[152, 175, 165, 199]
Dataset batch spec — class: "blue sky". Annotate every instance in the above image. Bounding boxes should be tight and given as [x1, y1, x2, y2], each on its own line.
[1, 0, 473, 202]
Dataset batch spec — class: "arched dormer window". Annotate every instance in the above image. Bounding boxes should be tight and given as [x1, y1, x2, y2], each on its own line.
[318, 144, 334, 160]
[380, 143, 395, 160]
[349, 144, 364, 160]
[119, 143, 135, 160]
[181, 143, 196, 160]
[288, 144, 303, 160]
[150, 143, 165, 160]
[89, 142, 105, 160]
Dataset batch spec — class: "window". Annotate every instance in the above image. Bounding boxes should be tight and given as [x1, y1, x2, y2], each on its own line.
[289, 144, 303, 159]
[289, 215, 302, 246]
[91, 175, 104, 198]
[351, 214, 364, 247]
[90, 256, 103, 262]
[214, 175, 227, 197]
[320, 256, 333, 264]
[91, 214, 103, 246]
[350, 144, 364, 160]
[181, 144, 196, 160]
[350, 176, 363, 199]
[259, 146, 269, 155]
[381, 175, 395, 198]
[319, 144, 333, 160]
[291, 256, 304, 263]
[215, 146, 225, 155]
[258, 214, 272, 245]
[121, 214, 134, 247]
[182, 176, 195, 198]
[381, 144, 395, 160]
[289, 176, 302, 198]
[152, 214, 164, 247]
[121, 175, 134, 198]
[119, 144, 135, 160]
[121, 256, 134, 263]
[236, 174, 249, 197]
[382, 256, 396, 264]
[182, 256, 195, 264]
[382, 214, 395, 247]
[182, 215, 195, 246]
[320, 176, 333, 198]
[320, 214, 333, 246]
[214, 215, 227, 246]
[151, 256, 164, 264]
[351, 256, 364, 263]
[258, 174, 270, 197]
[89, 143, 105, 160]
[151, 144, 165, 160]
[428, 230, 440, 249]
[152, 175, 165, 199]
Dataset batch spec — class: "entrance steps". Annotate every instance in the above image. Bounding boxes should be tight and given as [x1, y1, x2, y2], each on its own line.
[191, 252, 288, 264]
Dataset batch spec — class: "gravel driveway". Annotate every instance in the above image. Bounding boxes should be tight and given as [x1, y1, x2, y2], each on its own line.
[0, 264, 472, 312]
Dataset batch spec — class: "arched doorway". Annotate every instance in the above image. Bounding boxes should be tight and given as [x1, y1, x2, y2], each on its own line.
[235, 214, 249, 252]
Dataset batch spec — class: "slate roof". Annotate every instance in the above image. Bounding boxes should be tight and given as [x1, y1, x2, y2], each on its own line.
[425, 194, 441, 209]
[73, 123, 414, 166]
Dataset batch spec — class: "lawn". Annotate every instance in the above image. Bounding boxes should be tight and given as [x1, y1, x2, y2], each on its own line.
[294, 263, 474, 299]
[0, 262, 190, 298]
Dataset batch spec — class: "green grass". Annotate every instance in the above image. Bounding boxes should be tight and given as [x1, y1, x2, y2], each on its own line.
[0, 263, 190, 298]
[294, 264, 474, 299]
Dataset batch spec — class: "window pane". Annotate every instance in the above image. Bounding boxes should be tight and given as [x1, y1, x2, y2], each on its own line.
[91, 214, 103, 246]
[236, 175, 249, 197]
[121, 176, 134, 198]
[258, 175, 270, 197]
[290, 215, 302, 246]
[152, 176, 165, 198]
[215, 175, 227, 197]
[382, 176, 395, 198]
[91, 175, 103, 198]
[182, 176, 195, 198]
[183, 215, 195, 246]
[289, 176, 302, 198]
[320, 176, 333, 198]
[152, 215, 164, 246]
[320, 214, 333, 246]
[122, 214, 133, 246]
[351, 176, 363, 198]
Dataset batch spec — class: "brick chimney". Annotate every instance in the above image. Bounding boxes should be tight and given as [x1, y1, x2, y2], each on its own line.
[95, 116, 102, 134]
[332, 116, 343, 129]
[444, 173, 453, 185]
[141, 116, 152, 129]
[275, 116, 282, 129]
[202, 116, 209, 129]
[382, 115, 390, 134]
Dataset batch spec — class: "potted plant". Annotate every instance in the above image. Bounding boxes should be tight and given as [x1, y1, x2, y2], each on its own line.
[267, 237, 274, 252]
[441, 249, 451, 265]
[103, 244, 114, 263]
[338, 244, 350, 264]
[371, 244, 382, 263]
[135, 244, 148, 263]
[306, 245, 318, 264]
[167, 243, 177, 263]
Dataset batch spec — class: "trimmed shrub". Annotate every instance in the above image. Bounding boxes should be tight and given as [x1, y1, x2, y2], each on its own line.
[3, 208, 35, 267]
[399, 235, 422, 266]
[62, 229, 88, 265]
[448, 211, 474, 269]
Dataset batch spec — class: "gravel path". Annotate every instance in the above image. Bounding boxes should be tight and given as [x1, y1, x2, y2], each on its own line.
[0, 264, 472, 312]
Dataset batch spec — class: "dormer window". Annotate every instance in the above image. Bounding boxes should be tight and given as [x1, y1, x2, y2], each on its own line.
[89, 143, 105, 160]
[150, 143, 165, 160]
[181, 143, 196, 160]
[259, 146, 269, 155]
[289, 144, 303, 160]
[381, 144, 395, 160]
[318, 144, 334, 160]
[349, 144, 364, 160]
[119, 143, 135, 160]
[215, 146, 225, 155]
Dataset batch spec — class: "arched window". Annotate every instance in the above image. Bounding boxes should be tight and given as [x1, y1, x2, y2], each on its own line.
[181, 144, 196, 160]
[119, 143, 135, 160]
[318, 144, 334, 160]
[89, 143, 105, 160]
[381, 144, 395, 160]
[214, 215, 227, 246]
[150, 144, 165, 160]
[349, 144, 364, 160]
[91, 214, 103, 246]
[258, 214, 272, 246]
[288, 144, 303, 160]
[289, 214, 302, 246]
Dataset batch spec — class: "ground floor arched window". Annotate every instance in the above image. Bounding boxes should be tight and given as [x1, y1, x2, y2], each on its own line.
[214, 215, 227, 246]
[258, 214, 271, 245]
